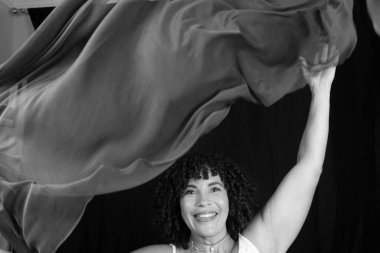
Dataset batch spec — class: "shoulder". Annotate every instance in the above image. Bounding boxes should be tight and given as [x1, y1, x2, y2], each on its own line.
[131, 244, 173, 253]
[238, 233, 262, 253]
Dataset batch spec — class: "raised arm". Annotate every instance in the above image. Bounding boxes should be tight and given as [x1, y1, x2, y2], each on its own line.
[243, 44, 339, 253]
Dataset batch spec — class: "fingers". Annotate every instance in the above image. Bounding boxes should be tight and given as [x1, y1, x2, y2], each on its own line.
[331, 53, 339, 66]
[328, 44, 336, 60]
[321, 44, 329, 63]
[326, 44, 339, 67]
[300, 62, 308, 79]
[298, 56, 307, 68]
[302, 44, 339, 69]
[313, 51, 320, 65]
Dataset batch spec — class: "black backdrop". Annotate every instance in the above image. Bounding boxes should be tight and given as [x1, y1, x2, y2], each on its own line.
[27, 1, 379, 252]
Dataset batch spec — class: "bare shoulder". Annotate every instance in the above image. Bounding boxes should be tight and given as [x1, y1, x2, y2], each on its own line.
[131, 244, 173, 253]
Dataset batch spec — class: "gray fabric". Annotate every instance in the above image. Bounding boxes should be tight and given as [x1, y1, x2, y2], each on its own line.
[0, 0, 356, 252]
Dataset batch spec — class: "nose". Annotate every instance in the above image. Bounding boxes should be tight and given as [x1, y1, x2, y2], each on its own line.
[196, 192, 210, 207]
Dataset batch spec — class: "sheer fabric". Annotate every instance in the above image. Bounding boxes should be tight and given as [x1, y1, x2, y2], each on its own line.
[0, 3, 35, 64]
[367, 0, 380, 36]
[0, 0, 356, 252]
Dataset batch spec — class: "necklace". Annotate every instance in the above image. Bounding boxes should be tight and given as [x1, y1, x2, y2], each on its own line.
[190, 233, 229, 253]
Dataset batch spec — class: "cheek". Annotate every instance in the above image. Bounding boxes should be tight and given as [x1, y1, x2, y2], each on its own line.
[180, 198, 193, 223]
[220, 193, 229, 216]
[180, 200, 185, 215]
[180, 197, 190, 212]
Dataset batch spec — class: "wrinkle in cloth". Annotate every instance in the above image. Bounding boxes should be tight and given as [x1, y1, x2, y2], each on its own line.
[367, 0, 380, 36]
[0, 0, 356, 252]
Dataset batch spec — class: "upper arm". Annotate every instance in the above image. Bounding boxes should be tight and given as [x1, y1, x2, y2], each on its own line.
[131, 244, 172, 253]
[242, 160, 323, 253]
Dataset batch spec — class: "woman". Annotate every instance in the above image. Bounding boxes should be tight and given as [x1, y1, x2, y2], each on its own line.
[132, 44, 339, 253]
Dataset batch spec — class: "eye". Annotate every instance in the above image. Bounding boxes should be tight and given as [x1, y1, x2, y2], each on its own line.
[211, 187, 221, 192]
[183, 189, 195, 195]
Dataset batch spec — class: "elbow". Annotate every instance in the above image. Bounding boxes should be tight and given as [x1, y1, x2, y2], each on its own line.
[297, 150, 326, 170]
[297, 157, 324, 176]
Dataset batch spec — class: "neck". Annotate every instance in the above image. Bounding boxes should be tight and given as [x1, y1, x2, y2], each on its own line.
[190, 233, 232, 253]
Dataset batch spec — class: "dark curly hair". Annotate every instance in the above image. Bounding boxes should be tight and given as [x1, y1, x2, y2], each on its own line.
[154, 152, 256, 249]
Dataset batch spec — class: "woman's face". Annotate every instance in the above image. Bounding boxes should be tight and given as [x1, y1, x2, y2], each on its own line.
[180, 173, 229, 241]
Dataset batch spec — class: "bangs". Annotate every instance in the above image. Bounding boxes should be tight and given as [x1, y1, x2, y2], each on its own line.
[190, 164, 219, 180]
[178, 164, 226, 196]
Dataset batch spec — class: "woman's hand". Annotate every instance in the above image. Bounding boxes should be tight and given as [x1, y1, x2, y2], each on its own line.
[299, 44, 339, 97]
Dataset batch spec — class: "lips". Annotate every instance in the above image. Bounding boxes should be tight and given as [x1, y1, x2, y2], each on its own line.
[193, 212, 218, 222]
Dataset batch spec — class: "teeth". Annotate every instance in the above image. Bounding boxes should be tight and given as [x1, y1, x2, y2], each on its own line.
[196, 212, 216, 218]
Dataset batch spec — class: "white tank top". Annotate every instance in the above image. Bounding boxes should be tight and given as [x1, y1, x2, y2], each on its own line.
[169, 234, 260, 253]
[238, 234, 260, 253]
[169, 244, 176, 253]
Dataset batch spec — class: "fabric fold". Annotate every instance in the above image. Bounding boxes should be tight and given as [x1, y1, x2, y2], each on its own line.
[367, 0, 380, 36]
[0, 0, 356, 252]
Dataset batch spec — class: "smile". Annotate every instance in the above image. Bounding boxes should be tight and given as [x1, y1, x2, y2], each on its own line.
[193, 212, 218, 221]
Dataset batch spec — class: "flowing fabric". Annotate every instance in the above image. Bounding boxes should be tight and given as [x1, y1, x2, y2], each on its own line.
[0, 0, 356, 252]
[367, 0, 380, 36]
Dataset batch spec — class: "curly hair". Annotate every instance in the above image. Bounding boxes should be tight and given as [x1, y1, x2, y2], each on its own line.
[154, 152, 256, 249]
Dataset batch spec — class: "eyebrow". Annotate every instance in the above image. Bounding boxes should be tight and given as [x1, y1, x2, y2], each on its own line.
[185, 182, 224, 188]
[208, 182, 224, 187]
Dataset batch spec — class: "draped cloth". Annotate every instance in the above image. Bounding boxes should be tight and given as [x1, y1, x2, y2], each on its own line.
[0, 0, 356, 252]
[367, 0, 380, 36]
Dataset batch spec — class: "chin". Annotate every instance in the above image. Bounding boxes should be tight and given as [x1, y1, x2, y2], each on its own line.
[191, 219, 228, 238]
[193, 226, 224, 238]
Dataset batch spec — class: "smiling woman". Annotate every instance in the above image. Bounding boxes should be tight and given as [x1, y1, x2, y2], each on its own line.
[136, 153, 257, 253]
[155, 153, 255, 252]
